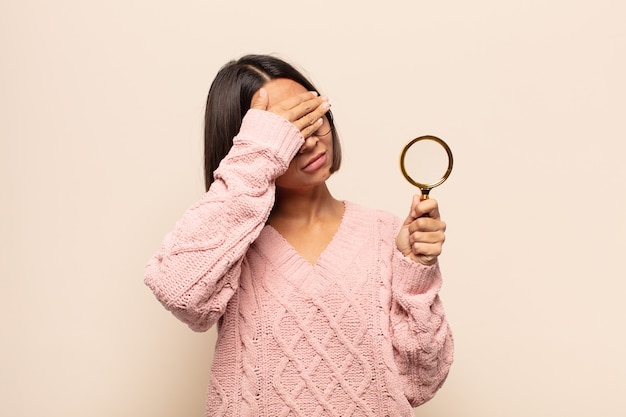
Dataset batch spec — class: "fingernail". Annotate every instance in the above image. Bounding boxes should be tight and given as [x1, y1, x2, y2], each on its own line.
[259, 88, 267, 98]
[311, 91, 319, 97]
[322, 102, 330, 109]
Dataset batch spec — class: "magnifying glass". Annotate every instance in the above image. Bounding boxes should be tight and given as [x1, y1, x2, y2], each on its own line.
[400, 135, 454, 199]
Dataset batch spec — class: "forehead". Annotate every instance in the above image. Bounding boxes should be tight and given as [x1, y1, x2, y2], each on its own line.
[263, 78, 308, 106]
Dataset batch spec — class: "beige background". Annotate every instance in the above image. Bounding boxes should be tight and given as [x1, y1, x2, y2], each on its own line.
[2, 0, 625, 416]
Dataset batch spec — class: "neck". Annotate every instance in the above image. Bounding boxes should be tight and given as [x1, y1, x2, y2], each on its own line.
[270, 183, 341, 223]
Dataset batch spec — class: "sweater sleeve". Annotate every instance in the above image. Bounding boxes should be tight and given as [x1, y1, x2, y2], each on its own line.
[144, 109, 303, 332]
[388, 220, 454, 407]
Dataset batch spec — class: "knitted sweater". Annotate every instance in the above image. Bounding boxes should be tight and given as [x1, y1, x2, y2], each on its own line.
[145, 109, 453, 417]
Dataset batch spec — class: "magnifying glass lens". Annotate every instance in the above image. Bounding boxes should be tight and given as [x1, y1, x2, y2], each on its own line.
[399, 135, 453, 195]
[403, 139, 451, 185]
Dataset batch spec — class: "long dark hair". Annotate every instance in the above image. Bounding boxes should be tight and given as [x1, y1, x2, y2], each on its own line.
[204, 54, 341, 190]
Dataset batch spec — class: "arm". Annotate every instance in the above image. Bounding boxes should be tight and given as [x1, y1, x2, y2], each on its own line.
[391, 193, 453, 405]
[144, 109, 303, 331]
[145, 88, 331, 332]
[389, 253, 454, 406]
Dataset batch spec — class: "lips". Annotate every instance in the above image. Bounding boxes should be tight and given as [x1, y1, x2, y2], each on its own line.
[302, 152, 327, 173]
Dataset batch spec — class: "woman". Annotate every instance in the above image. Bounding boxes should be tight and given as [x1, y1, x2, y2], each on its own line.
[145, 54, 453, 416]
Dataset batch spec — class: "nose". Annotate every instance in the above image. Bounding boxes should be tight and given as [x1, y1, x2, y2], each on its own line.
[299, 135, 319, 154]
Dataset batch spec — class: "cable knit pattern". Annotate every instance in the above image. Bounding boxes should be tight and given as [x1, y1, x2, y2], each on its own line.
[145, 110, 453, 417]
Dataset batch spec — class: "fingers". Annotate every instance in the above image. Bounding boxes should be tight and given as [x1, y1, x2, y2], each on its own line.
[407, 222, 446, 265]
[288, 95, 331, 137]
[408, 216, 446, 246]
[266, 91, 331, 137]
[404, 193, 440, 225]
[408, 206, 446, 232]
[274, 90, 321, 115]
[298, 108, 328, 139]
[404, 195, 446, 265]
[411, 195, 440, 220]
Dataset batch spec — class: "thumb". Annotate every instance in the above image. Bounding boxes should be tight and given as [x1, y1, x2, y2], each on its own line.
[250, 88, 269, 111]
[403, 193, 422, 225]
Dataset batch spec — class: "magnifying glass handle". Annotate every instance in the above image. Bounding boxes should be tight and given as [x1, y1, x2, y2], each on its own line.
[419, 188, 431, 217]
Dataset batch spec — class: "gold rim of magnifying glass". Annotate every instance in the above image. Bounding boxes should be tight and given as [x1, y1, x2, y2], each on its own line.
[400, 135, 454, 193]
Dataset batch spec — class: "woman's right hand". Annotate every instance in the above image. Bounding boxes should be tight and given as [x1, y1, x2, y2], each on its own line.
[250, 88, 330, 139]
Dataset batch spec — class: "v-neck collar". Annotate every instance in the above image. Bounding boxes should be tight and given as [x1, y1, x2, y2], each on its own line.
[253, 201, 372, 291]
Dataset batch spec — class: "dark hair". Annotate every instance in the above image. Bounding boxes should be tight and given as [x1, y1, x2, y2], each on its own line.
[204, 54, 341, 190]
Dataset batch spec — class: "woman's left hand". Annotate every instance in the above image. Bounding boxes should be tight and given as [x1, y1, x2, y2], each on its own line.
[396, 193, 446, 265]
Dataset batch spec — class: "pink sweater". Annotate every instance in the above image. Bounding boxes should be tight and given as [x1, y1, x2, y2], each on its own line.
[145, 110, 453, 417]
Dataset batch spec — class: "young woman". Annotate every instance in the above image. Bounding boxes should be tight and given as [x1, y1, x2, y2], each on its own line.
[145, 54, 453, 417]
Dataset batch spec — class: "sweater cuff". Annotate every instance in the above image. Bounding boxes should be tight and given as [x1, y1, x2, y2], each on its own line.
[392, 250, 441, 295]
[235, 109, 304, 165]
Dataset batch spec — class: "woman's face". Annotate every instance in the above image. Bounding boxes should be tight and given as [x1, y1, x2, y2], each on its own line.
[261, 78, 334, 191]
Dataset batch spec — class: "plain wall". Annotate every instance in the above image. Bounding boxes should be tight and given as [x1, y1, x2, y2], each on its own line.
[2, 0, 625, 416]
